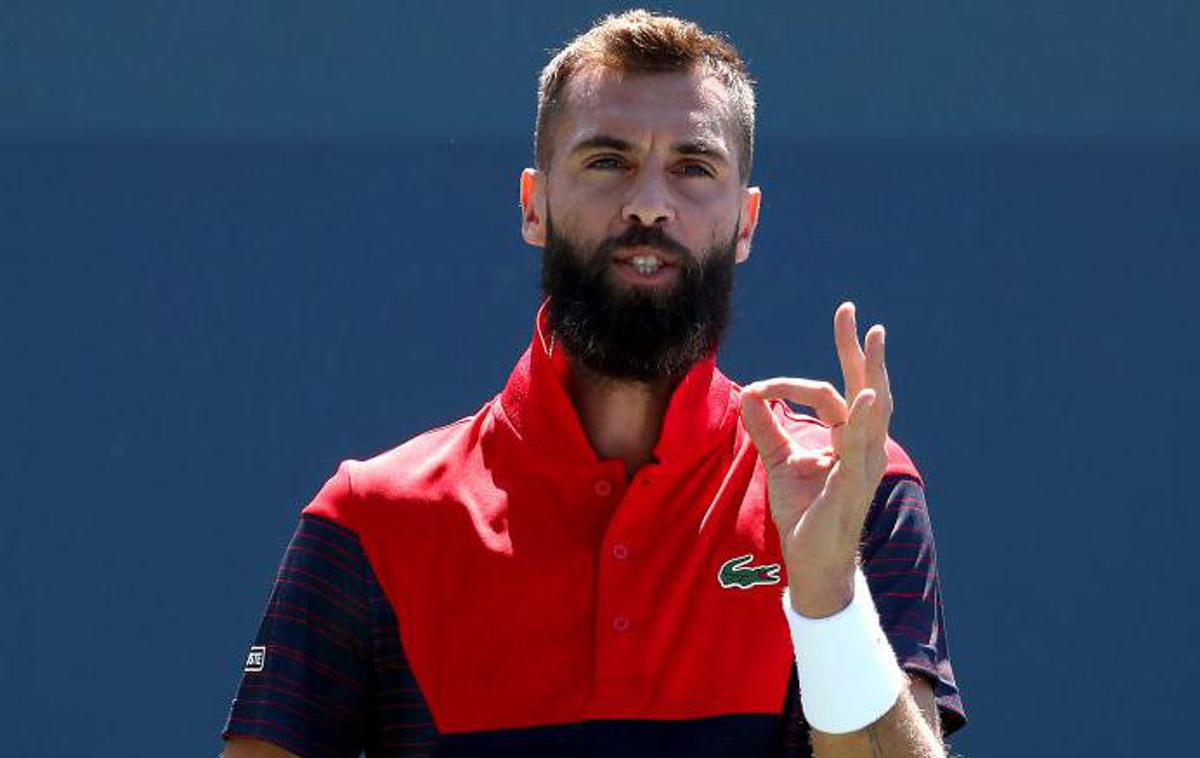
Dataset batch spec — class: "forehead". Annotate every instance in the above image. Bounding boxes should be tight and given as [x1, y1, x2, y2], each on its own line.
[554, 66, 736, 156]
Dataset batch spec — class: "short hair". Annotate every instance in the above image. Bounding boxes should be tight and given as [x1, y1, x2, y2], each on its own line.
[534, 9, 756, 183]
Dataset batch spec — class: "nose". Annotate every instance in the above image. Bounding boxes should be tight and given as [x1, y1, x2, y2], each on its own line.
[621, 173, 675, 227]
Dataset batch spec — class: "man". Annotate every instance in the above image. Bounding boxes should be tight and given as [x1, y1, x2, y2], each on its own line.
[222, 10, 965, 757]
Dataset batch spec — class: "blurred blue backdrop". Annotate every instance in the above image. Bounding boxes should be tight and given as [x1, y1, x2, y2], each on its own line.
[2, 2, 1197, 756]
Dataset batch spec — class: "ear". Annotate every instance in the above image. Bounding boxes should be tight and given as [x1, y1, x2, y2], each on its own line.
[735, 186, 762, 264]
[520, 168, 548, 248]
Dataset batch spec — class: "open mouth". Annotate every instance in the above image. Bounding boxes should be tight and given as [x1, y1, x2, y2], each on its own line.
[611, 245, 682, 283]
[628, 253, 666, 275]
[612, 251, 679, 284]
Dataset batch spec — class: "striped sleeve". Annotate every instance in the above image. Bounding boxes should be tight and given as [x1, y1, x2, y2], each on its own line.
[364, 551, 439, 756]
[222, 514, 374, 757]
[860, 476, 967, 736]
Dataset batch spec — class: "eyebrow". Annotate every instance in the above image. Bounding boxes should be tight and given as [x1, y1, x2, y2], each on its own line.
[568, 135, 635, 157]
[568, 134, 730, 165]
[675, 138, 730, 165]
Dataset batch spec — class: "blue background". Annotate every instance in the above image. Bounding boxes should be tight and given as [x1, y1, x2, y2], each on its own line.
[3, 2, 1197, 755]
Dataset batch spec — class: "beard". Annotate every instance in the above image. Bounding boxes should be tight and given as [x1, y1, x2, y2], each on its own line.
[540, 212, 737, 382]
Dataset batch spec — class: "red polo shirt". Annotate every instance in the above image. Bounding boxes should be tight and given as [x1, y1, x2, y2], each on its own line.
[224, 308, 965, 755]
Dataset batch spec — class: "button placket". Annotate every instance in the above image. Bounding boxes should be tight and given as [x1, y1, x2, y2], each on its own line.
[592, 461, 649, 702]
[592, 465, 663, 707]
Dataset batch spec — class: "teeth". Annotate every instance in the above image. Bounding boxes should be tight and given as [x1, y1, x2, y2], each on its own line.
[630, 255, 662, 275]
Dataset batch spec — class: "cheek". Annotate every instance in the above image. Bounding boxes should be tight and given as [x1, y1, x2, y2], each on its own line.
[546, 206, 601, 255]
[677, 180, 739, 217]
[686, 203, 742, 253]
[705, 223, 737, 255]
[548, 184, 616, 231]
[548, 208, 592, 247]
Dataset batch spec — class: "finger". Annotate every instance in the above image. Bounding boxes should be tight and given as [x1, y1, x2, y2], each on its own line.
[863, 325, 893, 437]
[839, 388, 876, 466]
[744, 378, 849, 428]
[825, 389, 877, 521]
[739, 390, 795, 468]
[835, 302, 867, 401]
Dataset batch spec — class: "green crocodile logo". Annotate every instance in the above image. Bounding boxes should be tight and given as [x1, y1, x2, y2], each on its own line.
[718, 554, 782, 589]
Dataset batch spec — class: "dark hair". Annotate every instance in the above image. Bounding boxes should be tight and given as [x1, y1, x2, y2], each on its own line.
[535, 9, 756, 183]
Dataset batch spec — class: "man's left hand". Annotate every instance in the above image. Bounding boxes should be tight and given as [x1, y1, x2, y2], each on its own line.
[740, 301, 893, 618]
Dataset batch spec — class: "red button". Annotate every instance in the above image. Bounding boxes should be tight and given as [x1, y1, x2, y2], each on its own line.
[594, 480, 612, 497]
[612, 615, 631, 632]
[611, 543, 629, 560]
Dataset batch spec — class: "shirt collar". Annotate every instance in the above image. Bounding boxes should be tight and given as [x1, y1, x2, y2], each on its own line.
[496, 301, 738, 466]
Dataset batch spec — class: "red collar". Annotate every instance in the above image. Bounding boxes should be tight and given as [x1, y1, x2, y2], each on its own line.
[495, 302, 738, 466]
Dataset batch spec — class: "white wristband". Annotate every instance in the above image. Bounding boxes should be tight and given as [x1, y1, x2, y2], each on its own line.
[782, 568, 907, 734]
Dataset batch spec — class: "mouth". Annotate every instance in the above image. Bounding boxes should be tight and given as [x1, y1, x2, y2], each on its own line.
[611, 258, 679, 286]
[611, 245, 681, 280]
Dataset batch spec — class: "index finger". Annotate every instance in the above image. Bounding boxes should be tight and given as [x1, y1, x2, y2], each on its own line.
[742, 377, 849, 428]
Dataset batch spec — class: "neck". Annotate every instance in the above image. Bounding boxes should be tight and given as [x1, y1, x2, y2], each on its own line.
[566, 361, 678, 480]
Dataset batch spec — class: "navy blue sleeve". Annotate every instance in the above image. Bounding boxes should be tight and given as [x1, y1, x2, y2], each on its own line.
[222, 514, 374, 757]
[861, 475, 967, 736]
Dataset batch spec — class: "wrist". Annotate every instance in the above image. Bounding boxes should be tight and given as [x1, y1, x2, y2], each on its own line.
[786, 562, 857, 618]
[782, 567, 907, 734]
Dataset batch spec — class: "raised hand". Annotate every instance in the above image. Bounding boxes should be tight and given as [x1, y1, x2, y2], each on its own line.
[740, 302, 893, 618]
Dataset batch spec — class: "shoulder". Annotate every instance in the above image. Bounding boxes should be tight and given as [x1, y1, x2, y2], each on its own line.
[301, 402, 496, 530]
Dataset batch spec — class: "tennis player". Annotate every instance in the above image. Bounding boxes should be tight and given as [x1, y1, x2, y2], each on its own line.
[222, 10, 965, 756]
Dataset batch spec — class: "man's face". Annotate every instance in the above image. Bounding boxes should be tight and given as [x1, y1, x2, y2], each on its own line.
[521, 67, 761, 381]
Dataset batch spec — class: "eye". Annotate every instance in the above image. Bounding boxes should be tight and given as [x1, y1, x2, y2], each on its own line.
[586, 156, 627, 170]
[677, 162, 715, 178]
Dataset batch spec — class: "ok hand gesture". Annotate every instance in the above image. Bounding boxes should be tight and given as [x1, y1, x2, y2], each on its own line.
[740, 302, 893, 618]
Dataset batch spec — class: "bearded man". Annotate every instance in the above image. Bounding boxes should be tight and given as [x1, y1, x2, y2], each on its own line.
[222, 10, 965, 757]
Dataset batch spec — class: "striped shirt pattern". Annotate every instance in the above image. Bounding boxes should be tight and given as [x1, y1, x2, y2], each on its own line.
[222, 475, 964, 756]
[223, 515, 436, 757]
[862, 476, 965, 735]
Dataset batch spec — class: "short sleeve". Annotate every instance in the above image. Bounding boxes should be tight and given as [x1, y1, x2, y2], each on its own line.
[222, 514, 373, 757]
[861, 476, 967, 736]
